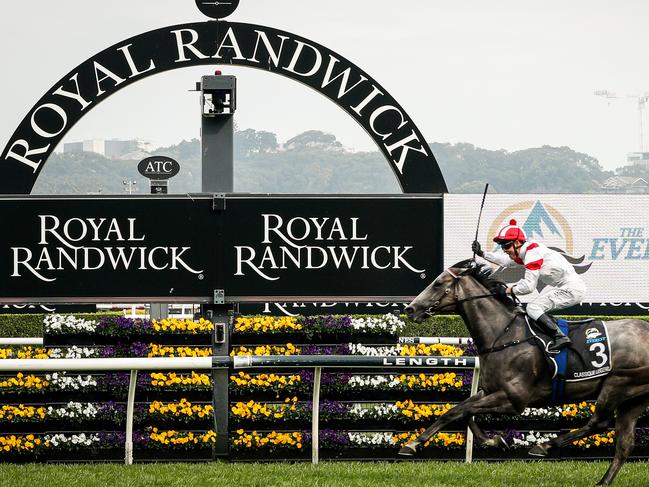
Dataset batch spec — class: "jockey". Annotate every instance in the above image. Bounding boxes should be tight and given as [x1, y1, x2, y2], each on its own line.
[472, 219, 586, 352]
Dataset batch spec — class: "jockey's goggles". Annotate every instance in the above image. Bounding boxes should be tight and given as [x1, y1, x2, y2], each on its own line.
[498, 240, 515, 250]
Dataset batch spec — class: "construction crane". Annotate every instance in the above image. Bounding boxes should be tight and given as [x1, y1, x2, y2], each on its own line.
[595, 89, 649, 152]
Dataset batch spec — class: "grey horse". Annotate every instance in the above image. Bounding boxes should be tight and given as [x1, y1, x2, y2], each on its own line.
[399, 259, 649, 486]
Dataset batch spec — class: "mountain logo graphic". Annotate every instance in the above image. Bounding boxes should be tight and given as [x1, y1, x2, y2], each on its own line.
[486, 200, 592, 290]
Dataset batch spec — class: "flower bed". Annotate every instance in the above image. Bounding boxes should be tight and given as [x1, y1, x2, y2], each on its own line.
[5, 310, 649, 462]
[44, 315, 214, 336]
[0, 347, 50, 360]
[232, 314, 407, 341]
[0, 374, 48, 394]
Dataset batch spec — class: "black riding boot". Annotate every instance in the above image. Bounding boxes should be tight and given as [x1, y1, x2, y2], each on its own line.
[536, 313, 571, 353]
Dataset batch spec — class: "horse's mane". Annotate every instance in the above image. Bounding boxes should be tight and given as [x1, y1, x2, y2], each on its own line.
[451, 259, 515, 307]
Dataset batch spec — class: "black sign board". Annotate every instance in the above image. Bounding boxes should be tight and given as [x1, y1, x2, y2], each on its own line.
[239, 302, 406, 316]
[221, 195, 443, 301]
[138, 156, 180, 180]
[0, 196, 216, 303]
[0, 195, 442, 303]
[0, 304, 96, 314]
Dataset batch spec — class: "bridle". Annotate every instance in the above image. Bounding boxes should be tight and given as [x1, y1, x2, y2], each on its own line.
[423, 267, 498, 315]
[423, 266, 533, 355]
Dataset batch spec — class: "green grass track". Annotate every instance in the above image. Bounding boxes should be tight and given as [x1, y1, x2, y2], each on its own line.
[0, 461, 647, 487]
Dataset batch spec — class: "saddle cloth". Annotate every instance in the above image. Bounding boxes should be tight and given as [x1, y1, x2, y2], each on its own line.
[526, 317, 613, 383]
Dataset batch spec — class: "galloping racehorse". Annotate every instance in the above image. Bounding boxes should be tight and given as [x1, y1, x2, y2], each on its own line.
[399, 259, 649, 486]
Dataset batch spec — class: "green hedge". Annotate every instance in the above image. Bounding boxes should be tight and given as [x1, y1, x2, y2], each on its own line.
[402, 314, 649, 338]
[0, 312, 121, 338]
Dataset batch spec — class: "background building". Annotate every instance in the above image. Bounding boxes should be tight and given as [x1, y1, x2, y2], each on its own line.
[63, 139, 152, 159]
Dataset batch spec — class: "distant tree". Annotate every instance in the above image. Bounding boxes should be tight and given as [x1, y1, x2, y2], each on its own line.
[615, 164, 649, 178]
[235, 129, 278, 157]
[432, 143, 612, 193]
[31, 130, 611, 196]
[285, 130, 342, 151]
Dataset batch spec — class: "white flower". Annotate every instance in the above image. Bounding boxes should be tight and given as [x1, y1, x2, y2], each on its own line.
[346, 374, 406, 390]
[349, 403, 399, 420]
[49, 346, 99, 359]
[511, 430, 558, 448]
[47, 401, 99, 419]
[44, 314, 97, 333]
[348, 432, 394, 447]
[45, 433, 100, 448]
[47, 373, 97, 390]
[350, 314, 406, 334]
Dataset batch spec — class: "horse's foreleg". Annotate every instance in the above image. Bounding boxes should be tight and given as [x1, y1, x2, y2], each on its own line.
[399, 390, 517, 455]
[596, 396, 649, 486]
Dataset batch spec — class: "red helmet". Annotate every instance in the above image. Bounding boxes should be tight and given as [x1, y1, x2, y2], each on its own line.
[493, 219, 527, 244]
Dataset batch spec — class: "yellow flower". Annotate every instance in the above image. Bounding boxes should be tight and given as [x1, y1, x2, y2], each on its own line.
[231, 344, 301, 357]
[400, 344, 464, 357]
[151, 318, 214, 333]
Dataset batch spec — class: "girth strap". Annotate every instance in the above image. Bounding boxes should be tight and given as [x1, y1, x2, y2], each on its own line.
[479, 335, 535, 355]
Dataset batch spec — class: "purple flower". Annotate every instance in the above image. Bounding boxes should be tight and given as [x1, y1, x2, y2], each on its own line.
[300, 315, 353, 333]
[300, 344, 351, 355]
[307, 429, 351, 448]
[96, 317, 155, 335]
[129, 342, 150, 357]
[99, 346, 117, 358]
[463, 341, 478, 356]
[102, 373, 131, 388]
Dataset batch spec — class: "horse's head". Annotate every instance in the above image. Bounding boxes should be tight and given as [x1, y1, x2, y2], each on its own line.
[404, 259, 495, 322]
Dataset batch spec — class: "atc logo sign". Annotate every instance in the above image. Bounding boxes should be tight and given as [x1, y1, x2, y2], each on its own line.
[486, 200, 592, 289]
[137, 157, 180, 180]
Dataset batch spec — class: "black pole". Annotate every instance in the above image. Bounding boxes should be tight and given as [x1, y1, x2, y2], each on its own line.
[473, 183, 489, 259]
[206, 305, 233, 458]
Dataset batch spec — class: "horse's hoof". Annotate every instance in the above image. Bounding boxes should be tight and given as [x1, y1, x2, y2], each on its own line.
[398, 445, 417, 456]
[528, 444, 548, 457]
[484, 435, 508, 449]
[494, 435, 509, 450]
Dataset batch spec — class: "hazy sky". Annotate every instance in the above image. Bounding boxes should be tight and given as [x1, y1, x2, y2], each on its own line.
[2, 0, 648, 170]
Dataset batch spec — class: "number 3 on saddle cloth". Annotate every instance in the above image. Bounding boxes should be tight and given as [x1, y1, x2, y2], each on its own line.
[526, 317, 613, 404]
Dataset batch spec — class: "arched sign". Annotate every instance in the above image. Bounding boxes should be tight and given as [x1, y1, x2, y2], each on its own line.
[1, 21, 447, 194]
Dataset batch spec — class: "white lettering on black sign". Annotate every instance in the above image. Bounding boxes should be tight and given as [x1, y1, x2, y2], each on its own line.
[234, 214, 424, 281]
[11, 215, 203, 282]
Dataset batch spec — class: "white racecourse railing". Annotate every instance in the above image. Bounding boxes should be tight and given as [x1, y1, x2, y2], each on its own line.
[398, 337, 473, 345]
[0, 338, 43, 346]
[0, 355, 480, 465]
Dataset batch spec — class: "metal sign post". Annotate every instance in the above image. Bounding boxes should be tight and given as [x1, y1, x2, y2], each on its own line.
[200, 74, 236, 193]
[206, 306, 233, 458]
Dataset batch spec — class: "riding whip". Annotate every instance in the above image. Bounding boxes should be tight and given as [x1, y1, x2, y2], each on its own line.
[473, 183, 490, 259]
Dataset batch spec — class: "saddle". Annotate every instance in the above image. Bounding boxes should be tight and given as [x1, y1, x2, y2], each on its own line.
[526, 316, 613, 403]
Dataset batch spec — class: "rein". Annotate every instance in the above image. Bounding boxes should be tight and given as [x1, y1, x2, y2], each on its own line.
[424, 268, 532, 355]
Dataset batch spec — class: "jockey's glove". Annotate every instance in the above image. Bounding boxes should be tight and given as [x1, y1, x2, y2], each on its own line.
[472, 240, 484, 257]
[495, 283, 509, 299]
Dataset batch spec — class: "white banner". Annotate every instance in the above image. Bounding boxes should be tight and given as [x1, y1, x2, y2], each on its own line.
[444, 194, 649, 303]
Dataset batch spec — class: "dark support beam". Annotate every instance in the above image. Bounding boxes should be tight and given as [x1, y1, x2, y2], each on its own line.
[204, 304, 234, 458]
